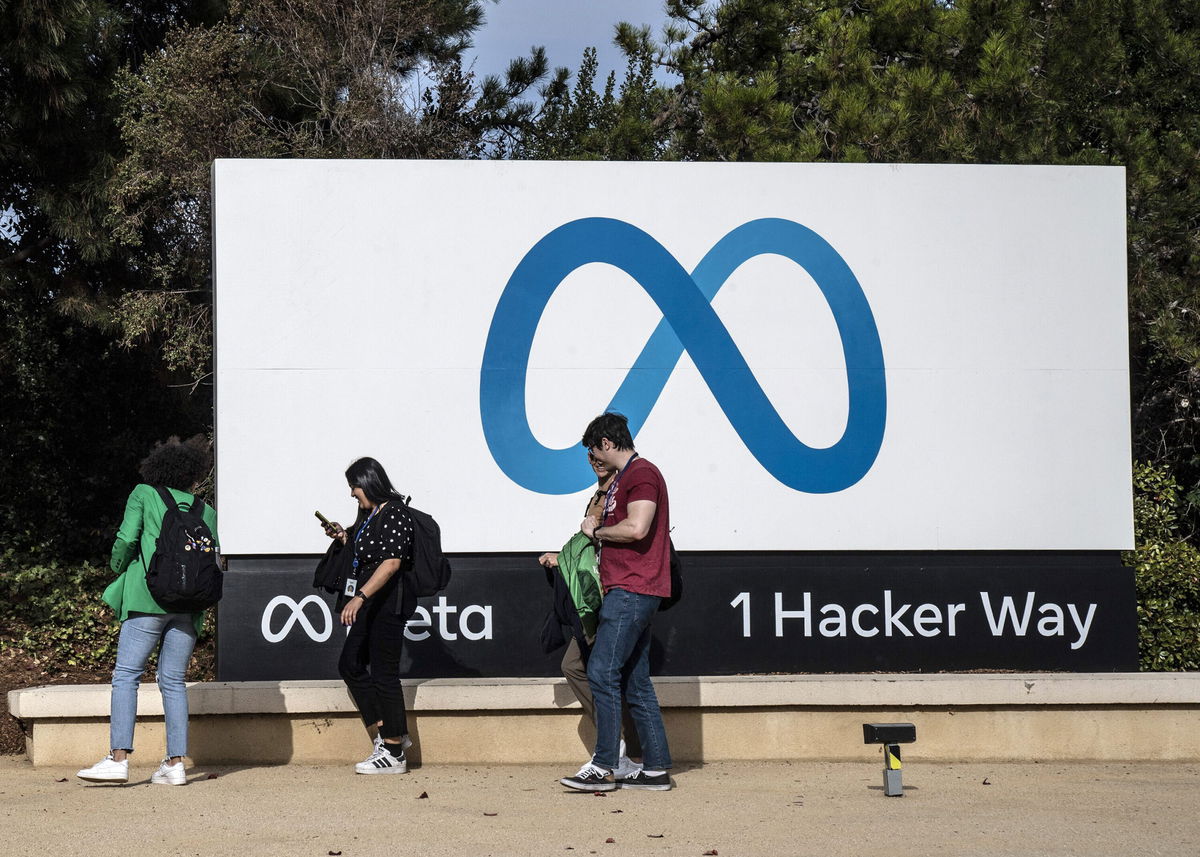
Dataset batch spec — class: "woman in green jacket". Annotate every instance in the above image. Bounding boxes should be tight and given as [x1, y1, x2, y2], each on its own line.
[77, 436, 218, 786]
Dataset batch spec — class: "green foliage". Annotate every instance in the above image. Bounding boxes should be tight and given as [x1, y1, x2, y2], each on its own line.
[0, 546, 216, 678]
[1131, 460, 1183, 544]
[1125, 463, 1200, 670]
[113, 290, 215, 382]
[1, 0, 540, 561]
[517, 46, 668, 160]
[1, 1, 227, 556]
[98, 0, 546, 384]
[1131, 540, 1200, 671]
[0, 550, 119, 672]
[0, 277, 210, 560]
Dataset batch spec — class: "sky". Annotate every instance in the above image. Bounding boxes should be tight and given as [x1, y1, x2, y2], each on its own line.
[465, 0, 676, 86]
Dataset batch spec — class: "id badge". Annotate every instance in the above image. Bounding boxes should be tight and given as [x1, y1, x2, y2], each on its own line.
[343, 576, 357, 597]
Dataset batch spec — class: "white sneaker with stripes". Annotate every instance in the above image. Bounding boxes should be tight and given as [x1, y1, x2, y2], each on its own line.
[355, 745, 408, 775]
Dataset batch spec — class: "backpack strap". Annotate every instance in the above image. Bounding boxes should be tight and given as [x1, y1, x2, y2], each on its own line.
[139, 486, 183, 572]
[155, 485, 178, 512]
[155, 485, 194, 512]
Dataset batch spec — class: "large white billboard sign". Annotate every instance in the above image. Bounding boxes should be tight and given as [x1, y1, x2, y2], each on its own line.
[213, 160, 1132, 554]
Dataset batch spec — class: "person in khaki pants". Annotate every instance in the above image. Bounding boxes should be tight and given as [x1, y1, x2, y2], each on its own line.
[539, 450, 641, 779]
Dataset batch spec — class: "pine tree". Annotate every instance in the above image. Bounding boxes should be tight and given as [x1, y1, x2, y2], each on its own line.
[0, 0, 542, 558]
[517, 45, 668, 161]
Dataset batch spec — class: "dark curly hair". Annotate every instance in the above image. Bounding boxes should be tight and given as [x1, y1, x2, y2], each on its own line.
[138, 435, 212, 490]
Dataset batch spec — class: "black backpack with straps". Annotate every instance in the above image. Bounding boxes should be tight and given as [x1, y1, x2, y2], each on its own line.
[144, 486, 223, 612]
[400, 495, 452, 598]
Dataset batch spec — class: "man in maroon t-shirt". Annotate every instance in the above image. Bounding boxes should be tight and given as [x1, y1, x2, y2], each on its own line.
[559, 413, 673, 792]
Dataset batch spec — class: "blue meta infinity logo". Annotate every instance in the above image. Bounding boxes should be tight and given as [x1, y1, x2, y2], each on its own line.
[479, 217, 886, 495]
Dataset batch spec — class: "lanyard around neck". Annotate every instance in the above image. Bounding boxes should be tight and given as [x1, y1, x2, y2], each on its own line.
[351, 503, 383, 570]
[601, 453, 639, 526]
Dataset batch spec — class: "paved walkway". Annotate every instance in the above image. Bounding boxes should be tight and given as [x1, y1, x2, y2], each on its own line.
[2, 756, 1197, 856]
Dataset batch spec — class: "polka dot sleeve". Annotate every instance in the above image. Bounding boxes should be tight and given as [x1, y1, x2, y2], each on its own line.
[374, 503, 415, 566]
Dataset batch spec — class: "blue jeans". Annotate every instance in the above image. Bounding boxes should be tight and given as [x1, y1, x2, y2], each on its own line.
[586, 588, 671, 771]
[110, 613, 197, 757]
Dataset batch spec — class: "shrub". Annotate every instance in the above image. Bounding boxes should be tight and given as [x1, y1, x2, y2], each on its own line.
[0, 545, 214, 679]
[1124, 463, 1200, 671]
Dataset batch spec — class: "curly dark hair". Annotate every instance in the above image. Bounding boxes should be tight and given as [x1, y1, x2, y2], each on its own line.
[138, 435, 212, 490]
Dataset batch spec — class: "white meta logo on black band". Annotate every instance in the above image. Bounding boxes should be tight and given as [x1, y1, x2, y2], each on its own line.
[258, 593, 494, 644]
[261, 594, 333, 643]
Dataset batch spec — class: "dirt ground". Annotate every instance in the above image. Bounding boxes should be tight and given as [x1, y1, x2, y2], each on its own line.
[0, 649, 108, 755]
[2, 756, 1197, 857]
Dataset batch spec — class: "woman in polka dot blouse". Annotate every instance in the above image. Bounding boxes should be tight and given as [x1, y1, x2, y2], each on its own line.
[321, 456, 417, 774]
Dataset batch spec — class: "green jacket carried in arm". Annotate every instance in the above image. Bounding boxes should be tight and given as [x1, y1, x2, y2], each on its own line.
[555, 531, 604, 639]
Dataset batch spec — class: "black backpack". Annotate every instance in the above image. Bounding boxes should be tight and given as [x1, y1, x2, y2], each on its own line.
[400, 495, 452, 598]
[659, 539, 684, 612]
[144, 486, 223, 612]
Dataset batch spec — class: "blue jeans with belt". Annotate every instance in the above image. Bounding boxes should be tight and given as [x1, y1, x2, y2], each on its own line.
[586, 587, 672, 771]
[110, 613, 197, 757]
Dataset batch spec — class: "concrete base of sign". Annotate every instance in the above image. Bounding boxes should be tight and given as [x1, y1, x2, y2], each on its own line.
[9, 673, 1200, 767]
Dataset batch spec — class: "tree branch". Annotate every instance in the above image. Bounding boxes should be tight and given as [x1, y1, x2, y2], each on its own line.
[1, 235, 53, 267]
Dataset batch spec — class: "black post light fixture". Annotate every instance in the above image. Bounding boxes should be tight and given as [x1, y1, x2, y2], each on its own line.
[862, 722, 917, 796]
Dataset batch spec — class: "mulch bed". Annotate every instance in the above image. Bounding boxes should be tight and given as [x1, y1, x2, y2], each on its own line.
[0, 648, 109, 755]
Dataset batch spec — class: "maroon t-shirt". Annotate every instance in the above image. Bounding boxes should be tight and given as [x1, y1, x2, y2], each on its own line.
[599, 457, 671, 597]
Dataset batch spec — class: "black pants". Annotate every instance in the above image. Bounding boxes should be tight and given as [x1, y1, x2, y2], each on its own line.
[338, 590, 415, 741]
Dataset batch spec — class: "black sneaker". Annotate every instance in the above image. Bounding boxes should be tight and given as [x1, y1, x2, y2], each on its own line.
[617, 770, 672, 791]
[560, 762, 617, 792]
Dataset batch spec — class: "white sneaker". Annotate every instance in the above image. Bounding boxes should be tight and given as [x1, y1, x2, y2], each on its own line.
[613, 755, 643, 780]
[355, 745, 408, 775]
[151, 758, 187, 785]
[77, 755, 128, 783]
